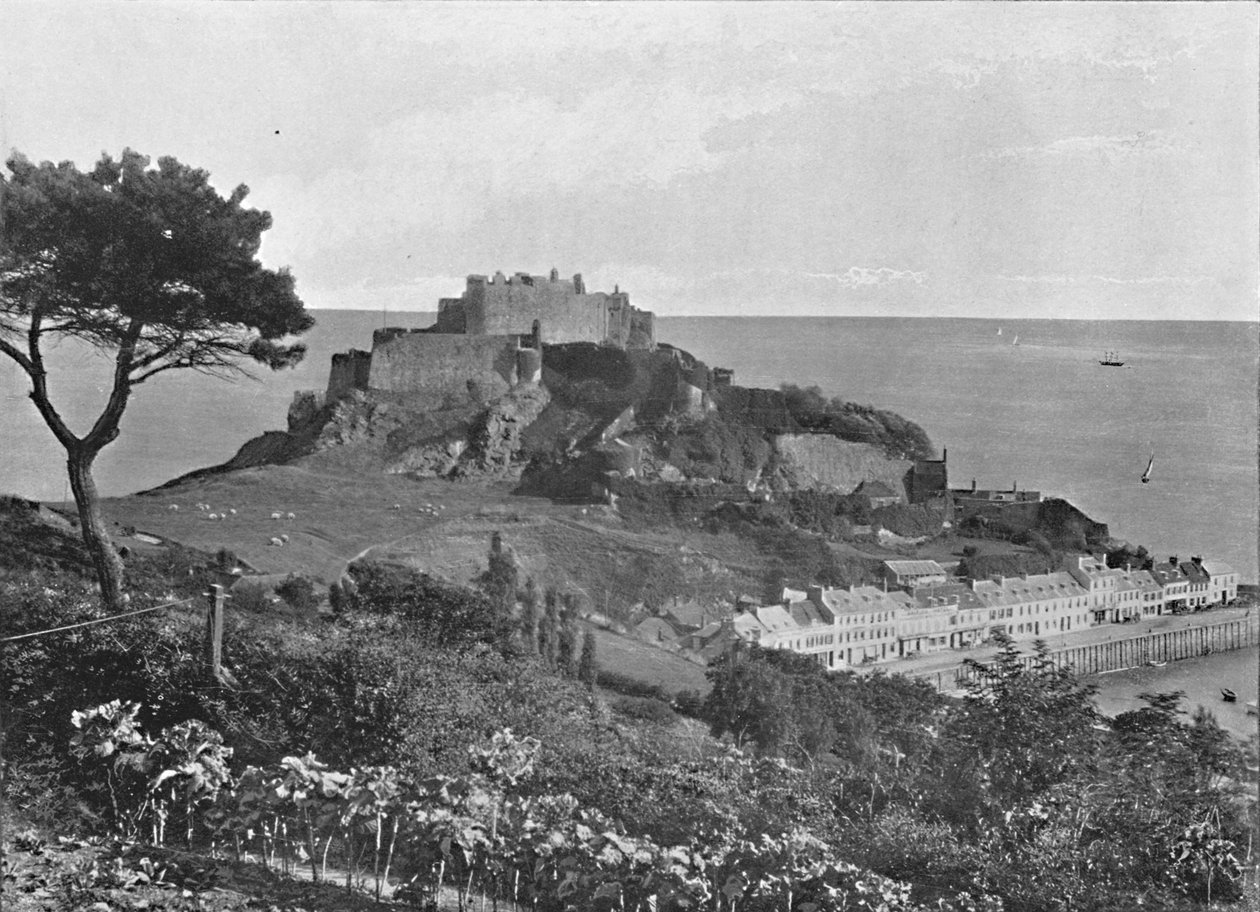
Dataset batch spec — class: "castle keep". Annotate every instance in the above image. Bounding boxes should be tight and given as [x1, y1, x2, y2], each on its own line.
[317, 270, 655, 406]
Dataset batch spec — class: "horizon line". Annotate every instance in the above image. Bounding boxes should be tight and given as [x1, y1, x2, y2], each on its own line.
[305, 306, 1260, 324]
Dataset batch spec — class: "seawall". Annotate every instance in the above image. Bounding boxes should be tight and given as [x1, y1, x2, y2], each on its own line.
[908, 617, 1260, 693]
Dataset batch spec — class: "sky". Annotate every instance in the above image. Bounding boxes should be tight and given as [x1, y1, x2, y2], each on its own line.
[1, 2, 1256, 320]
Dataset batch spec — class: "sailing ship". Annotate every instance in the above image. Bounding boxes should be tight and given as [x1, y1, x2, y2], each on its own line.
[1012, 334, 1019, 346]
[1099, 351, 1125, 366]
[996, 327, 1003, 336]
[1140, 454, 1154, 485]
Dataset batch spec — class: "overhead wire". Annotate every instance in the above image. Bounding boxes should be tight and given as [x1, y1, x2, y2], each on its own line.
[0, 596, 196, 642]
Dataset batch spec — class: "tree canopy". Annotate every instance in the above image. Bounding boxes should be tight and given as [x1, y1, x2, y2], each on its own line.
[0, 149, 314, 608]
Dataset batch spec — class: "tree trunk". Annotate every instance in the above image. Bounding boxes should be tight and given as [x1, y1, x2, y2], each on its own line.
[67, 446, 126, 610]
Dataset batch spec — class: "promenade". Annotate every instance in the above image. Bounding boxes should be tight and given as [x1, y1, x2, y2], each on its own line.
[879, 604, 1257, 690]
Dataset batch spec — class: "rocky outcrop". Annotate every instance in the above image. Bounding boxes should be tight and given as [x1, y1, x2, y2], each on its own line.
[464, 385, 551, 473]
[773, 434, 911, 497]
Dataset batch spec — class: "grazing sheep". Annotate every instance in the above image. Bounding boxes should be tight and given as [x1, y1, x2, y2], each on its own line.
[268, 536, 284, 546]
[391, 503, 401, 511]
[271, 512, 282, 520]
[286, 512, 296, 520]
[228, 508, 237, 515]
[208, 513, 219, 520]
[280, 534, 290, 543]
[168, 504, 180, 512]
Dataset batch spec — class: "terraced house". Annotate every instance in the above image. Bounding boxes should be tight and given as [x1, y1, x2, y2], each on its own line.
[711, 553, 1237, 670]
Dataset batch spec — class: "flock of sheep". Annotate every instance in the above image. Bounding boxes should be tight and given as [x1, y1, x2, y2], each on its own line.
[165, 499, 445, 548]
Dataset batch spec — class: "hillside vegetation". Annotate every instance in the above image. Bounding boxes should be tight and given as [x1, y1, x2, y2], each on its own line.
[3, 526, 1255, 912]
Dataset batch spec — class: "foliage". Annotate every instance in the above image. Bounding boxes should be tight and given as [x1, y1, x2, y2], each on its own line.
[781, 384, 935, 461]
[0, 149, 313, 609]
[273, 573, 319, 612]
[339, 559, 509, 648]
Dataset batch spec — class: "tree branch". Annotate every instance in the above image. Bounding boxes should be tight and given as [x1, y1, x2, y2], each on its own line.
[23, 312, 80, 450]
[83, 318, 144, 451]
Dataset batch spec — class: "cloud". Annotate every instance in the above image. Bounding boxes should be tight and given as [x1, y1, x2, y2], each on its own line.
[980, 131, 1187, 162]
[805, 267, 927, 288]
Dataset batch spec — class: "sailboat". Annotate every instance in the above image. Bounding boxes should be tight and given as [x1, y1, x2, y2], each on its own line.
[1099, 351, 1125, 367]
[997, 327, 1003, 336]
[1012, 334, 1019, 346]
[1140, 454, 1154, 485]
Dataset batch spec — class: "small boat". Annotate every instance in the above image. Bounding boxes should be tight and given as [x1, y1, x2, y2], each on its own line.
[1144, 660, 1167, 668]
[1012, 334, 1019, 346]
[1246, 701, 1258, 716]
[1099, 351, 1125, 367]
[1140, 454, 1154, 485]
[1221, 688, 1237, 703]
[996, 327, 1003, 336]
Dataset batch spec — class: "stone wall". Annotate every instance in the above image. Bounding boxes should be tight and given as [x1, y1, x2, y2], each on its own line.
[774, 434, 912, 497]
[368, 332, 523, 404]
[327, 349, 372, 399]
[458, 272, 654, 349]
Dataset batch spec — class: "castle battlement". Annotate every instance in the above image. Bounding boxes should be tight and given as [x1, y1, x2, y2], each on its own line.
[307, 269, 652, 409]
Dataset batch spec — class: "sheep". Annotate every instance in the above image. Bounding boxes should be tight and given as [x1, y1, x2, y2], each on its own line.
[268, 536, 284, 546]
[208, 513, 220, 520]
[286, 512, 296, 520]
[280, 534, 290, 543]
[168, 504, 180, 512]
[228, 508, 237, 516]
[271, 512, 282, 520]
[391, 503, 401, 511]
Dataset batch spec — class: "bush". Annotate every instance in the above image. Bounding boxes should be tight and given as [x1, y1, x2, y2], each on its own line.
[274, 573, 319, 612]
[610, 695, 677, 725]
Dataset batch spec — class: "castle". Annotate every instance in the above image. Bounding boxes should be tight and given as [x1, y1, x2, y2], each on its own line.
[319, 269, 656, 406]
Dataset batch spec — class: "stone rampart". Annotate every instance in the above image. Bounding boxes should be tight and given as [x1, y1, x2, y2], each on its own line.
[327, 349, 372, 399]
[774, 434, 911, 497]
[458, 272, 654, 349]
[368, 332, 523, 404]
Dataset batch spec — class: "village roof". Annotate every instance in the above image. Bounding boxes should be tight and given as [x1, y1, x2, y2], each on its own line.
[1198, 560, 1234, 578]
[816, 585, 904, 616]
[661, 599, 712, 630]
[787, 600, 833, 628]
[1148, 563, 1187, 586]
[1125, 569, 1161, 591]
[911, 582, 985, 611]
[1178, 562, 1210, 584]
[634, 617, 680, 644]
[856, 480, 899, 498]
[971, 571, 1086, 607]
[751, 604, 797, 633]
[781, 587, 809, 604]
[883, 559, 947, 576]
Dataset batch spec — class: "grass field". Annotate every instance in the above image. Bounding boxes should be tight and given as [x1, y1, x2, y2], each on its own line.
[584, 622, 711, 696]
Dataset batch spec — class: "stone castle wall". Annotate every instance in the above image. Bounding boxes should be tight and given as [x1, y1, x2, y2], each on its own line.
[453, 271, 654, 349]
[327, 349, 372, 399]
[368, 331, 523, 404]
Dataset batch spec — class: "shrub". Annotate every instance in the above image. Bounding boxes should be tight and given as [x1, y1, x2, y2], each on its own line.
[610, 695, 677, 725]
[274, 573, 319, 612]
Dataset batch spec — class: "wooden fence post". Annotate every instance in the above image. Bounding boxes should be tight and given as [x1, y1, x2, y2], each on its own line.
[205, 584, 226, 681]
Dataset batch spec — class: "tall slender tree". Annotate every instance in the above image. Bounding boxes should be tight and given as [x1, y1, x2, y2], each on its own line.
[1, 150, 312, 608]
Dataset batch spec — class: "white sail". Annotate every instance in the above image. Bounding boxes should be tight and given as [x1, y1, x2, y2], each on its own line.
[1141, 454, 1154, 484]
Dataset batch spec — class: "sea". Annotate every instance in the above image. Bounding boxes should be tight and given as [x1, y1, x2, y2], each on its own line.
[1, 314, 1257, 585]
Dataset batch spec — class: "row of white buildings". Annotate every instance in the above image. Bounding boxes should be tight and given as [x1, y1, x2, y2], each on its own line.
[703, 555, 1239, 670]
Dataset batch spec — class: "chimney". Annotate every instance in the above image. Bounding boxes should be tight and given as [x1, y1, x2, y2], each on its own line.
[972, 478, 977, 492]
[942, 448, 947, 463]
[1191, 556, 1203, 567]
[1169, 556, 1178, 567]
[807, 584, 824, 605]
